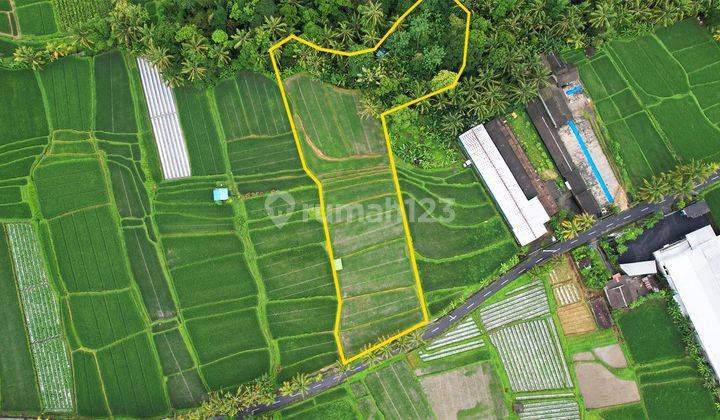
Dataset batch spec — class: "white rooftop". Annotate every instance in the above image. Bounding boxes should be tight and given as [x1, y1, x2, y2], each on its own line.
[459, 124, 550, 246]
[654, 225, 720, 376]
[619, 261, 658, 276]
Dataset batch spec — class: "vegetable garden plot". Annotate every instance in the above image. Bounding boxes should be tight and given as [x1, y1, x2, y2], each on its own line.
[479, 281, 549, 330]
[0, 230, 41, 413]
[517, 399, 580, 420]
[364, 361, 434, 419]
[419, 317, 484, 362]
[279, 74, 426, 360]
[489, 317, 573, 392]
[51, 0, 110, 30]
[5, 223, 72, 413]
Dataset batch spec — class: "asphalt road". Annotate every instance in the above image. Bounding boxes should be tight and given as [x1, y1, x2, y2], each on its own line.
[246, 172, 720, 416]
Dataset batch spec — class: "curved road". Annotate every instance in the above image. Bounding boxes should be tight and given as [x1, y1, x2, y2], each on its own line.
[247, 172, 720, 416]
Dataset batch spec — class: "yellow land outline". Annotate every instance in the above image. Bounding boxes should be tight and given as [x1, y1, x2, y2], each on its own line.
[269, 0, 471, 364]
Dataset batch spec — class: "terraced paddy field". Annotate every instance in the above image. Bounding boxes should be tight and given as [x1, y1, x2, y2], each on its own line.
[567, 19, 720, 189]
[1, 43, 517, 416]
[613, 298, 717, 419]
[281, 73, 428, 360]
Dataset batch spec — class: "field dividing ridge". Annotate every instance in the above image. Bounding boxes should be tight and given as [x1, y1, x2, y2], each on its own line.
[268, 0, 471, 363]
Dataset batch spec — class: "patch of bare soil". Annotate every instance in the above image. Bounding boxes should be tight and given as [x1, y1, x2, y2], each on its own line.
[420, 363, 506, 420]
[575, 362, 640, 408]
[593, 344, 628, 368]
[573, 351, 594, 362]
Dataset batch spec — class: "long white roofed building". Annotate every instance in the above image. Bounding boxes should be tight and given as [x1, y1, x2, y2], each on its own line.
[136, 57, 191, 180]
[654, 225, 720, 377]
[459, 124, 550, 246]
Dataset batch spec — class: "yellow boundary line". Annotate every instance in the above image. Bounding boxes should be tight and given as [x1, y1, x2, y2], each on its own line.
[269, 0, 471, 364]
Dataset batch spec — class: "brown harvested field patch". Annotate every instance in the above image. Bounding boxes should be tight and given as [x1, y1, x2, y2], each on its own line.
[575, 362, 640, 408]
[548, 255, 579, 285]
[420, 363, 506, 420]
[593, 344, 628, 368]
[558, 302, 596, 335]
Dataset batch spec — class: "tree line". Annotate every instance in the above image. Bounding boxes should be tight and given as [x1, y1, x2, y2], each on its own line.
[6, 0, 719, 167]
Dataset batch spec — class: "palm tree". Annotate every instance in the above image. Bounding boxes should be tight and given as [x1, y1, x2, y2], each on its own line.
[263, 15, 288, 41]
[212, 44, 231, 67]
[441, 112, 465, 137]
[279, 380, 295, 397]
[358, 1, 384, 31]
[333, 22, 355, 46]
[588, 0, 618, 31]
[182, 33, 209, 54]
[180, 58, 207, 82]
[13, 46, 46, 70]
[559, 219, 580, 240]
[231, 28, 253, 50]
[146, 44, 172, 71]
[637, 175, 669, 203]
[291, 373, 312, 396]
[575, 213, 596, 231]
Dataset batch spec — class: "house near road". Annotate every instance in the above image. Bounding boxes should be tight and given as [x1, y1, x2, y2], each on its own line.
[459, 122, 551, 246]
[653, 225, 720, 377]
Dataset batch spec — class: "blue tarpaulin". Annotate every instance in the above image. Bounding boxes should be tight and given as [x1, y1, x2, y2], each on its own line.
[565, 85, 584, 96]
[567, 119, 614, 203]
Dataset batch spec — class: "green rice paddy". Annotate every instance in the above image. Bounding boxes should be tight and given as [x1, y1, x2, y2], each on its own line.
[571, 19, 720, 189]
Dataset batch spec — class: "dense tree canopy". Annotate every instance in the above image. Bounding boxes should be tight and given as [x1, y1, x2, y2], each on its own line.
[6, 0, 719, 166]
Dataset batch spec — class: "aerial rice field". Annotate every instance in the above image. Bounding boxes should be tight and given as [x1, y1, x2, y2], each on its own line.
[616, 298, 717, 419]
[569, 19, 720, 188]
[281, 71, 427, 359]
[1, 25, 516, 416]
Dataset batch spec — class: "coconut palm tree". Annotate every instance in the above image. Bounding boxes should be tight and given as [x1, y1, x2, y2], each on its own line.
[637, 174, 670, 203]
[559, 219, 580, 240]
[333, 21, 355, 46]
[279, 380, 296, 397]
[359, 1, 384, 31]
[180, 59, 207, 82]
[146, 44, 172, 71]
[589, 0, 618, 31]
[13, 46, 46, 70]
[575, 213, 596, 231]
[263, 15, 288, 41]
[231, 28, 253, 50]
[291, 372, 312, 396]
[439, 112, 464, 137]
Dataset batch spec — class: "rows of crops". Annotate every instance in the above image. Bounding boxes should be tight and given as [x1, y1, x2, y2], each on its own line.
[479, 280, 549, 330]
[5, 223, 72, 412]
[569, 19, 720, 187]
[397, 165, 519, 315]
[363, 360, 434, 419]
[419, 317, 484, 361]
[51, 0, 110, 31]
[15, 1, 57, 36]
[282, 73, 425, 358]
[518, 399, 580, 420]
[489, 317, 573, 392]
[210, 71, 340, 382]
